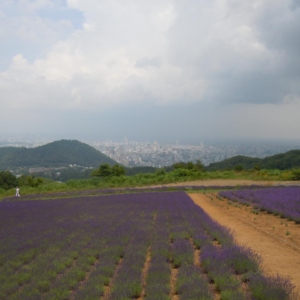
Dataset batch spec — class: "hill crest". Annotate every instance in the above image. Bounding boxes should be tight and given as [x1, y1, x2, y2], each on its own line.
[206, 150, 300, 171]
[0, 139, 117, 169]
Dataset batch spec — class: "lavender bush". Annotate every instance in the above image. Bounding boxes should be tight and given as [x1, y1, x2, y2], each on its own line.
[0, 191, 297, 300]
[220, 187, 300, 223]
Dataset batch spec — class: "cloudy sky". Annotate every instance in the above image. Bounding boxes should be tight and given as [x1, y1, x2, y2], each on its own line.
[1, 0, 300, 143]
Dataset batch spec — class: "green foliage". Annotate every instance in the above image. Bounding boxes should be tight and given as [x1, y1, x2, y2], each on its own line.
[36, 167, 92, 182]
[125, 166, 157, 176]
[92, 164, 125, 177]
[173, 160, 205, 172]
[0, 171, 18, 190]
[128, 281, 142, 298]
[207, 150, 300, 171]
[249, 275, 297, 300]
[195, 159, 205, 171]
[0, 139, 117, 169]
[232, 256, 260, 275]
[252, 164, 261, 171]
[16, 272, 31, 286]
[111, 164, 126, 176]
[173, 168, 193, 177]
[234, 164, 244, 172]
[173, 162, 186, 169]
[71, 267, 86, 282]
[18, 248, 38, 264]
[220, 289, 246, 300]
[18, 174, 44, 188]
[0, 166, 296, 200]
[207, 155, 261, 171]
[291, 168, 300, 180]
[93, 163, 111, 177]
[37, 280, 51, 293]
[214, 275, 240, 292]
[46, 286, 70, 300]
[155, 169, 166, 176]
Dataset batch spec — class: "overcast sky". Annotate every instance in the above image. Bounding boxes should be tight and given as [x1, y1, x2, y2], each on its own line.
[1, 0, 300, 143]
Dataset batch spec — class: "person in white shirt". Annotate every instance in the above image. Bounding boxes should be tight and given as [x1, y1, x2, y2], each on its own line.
[16, 187, 20, 197]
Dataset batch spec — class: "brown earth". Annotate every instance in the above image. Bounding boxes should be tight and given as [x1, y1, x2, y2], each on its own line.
[188, 192, 300, 296]
[151, 179, 300, 188]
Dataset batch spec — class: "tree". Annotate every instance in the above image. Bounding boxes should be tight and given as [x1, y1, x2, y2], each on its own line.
[234, 164, 244, 172]
[172, 160, 205, 172]
[111, 164, 126, 176]
[252, 165, 261, 171]
[155, 169, 166, 176]
[291, 168, 300, 180]
[173, 162, 186, 169]
[98, 164, 111, 177]
[92, 164, 125, 177]
[195, 160, 205, 171]
[186, 161, 195, 170]
[0, 171, 18, 190]
[17, 174, 44, 187]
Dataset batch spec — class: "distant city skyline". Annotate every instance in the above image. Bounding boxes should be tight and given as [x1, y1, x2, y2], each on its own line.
[1, 133, 300, 147]
[1, 135, 300, 168]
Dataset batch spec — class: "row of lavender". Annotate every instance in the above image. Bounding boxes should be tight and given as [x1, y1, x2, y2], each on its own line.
[219, 187, 300, 223]
[2, 184, 271, 202]
[0, 192, 297, 299]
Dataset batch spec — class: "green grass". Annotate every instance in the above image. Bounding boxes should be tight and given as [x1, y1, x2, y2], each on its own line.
[0, 168, 296, 200]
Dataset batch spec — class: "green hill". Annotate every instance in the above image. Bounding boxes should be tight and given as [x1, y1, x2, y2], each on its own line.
[206, 150, 300, 171]
[0, 140, 117, 169]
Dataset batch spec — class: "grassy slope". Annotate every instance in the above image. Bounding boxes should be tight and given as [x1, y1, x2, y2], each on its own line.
[0, 168, 298, 200]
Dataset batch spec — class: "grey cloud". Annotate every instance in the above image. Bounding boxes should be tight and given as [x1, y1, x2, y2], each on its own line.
[135, 56, 161, 68]
[290, 0, 300, 10]
[255, 4, 300, 56]
[166, 0, 300, 105]
[3, 99, 300, 143]
[208, 72, 286, 104]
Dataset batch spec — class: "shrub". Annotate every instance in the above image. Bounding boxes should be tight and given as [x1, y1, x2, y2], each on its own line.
[249, 274, 297, 300]
[234, 165, 244, 172]
[291, 168, 300, 180]
[37, 280, 51, 292]
[17, 273, 31, 286]
[172, 168, 193, 177]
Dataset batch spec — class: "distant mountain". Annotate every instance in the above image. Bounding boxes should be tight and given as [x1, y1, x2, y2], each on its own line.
[206, 150, 300, 171]
[0, 140, 117, 169]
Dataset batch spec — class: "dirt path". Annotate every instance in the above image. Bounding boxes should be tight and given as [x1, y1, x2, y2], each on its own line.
[151, 179, 300, 188]
[188, 193, 300, 295]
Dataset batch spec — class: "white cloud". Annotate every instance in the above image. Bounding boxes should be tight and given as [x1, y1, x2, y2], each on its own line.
[1, 0, 300, 114]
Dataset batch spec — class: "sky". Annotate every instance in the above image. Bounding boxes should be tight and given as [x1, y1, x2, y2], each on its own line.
[1, 0, 300, 143]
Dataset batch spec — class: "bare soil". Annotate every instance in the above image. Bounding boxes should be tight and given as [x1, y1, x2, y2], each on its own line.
[170, 268, 179, 300]
[151, 179, 300, 188]
[138, 247, 151, 300]
[101, 258, 123, 300]
[188, 192, 300, 295]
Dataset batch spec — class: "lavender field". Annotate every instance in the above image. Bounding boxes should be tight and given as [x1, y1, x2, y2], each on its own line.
[0, 192, 297, 300]
[219, 187, 300, 224]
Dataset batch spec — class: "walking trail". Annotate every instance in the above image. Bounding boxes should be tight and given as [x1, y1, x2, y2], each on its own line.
[188, 192, 300, 295]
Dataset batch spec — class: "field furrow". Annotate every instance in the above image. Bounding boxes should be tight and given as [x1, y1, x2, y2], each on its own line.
[0, 191, 298, 300]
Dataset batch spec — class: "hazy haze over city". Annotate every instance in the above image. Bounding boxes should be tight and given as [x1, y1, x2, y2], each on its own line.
[1, 1, 300, 143]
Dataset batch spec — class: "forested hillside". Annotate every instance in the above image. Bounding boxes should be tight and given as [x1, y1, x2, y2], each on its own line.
[0, 140, 117, 169]
[206, 150, 300, 171]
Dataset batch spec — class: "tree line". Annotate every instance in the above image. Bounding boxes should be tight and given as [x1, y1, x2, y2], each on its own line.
[0, 171, 44, 190]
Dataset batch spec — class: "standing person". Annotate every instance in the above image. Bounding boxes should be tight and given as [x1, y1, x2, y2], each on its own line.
[16, 186, 20, 197]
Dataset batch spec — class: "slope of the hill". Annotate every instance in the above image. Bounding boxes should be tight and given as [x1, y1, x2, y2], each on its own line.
[0, 140, 117, 169]
[206, 150, 300, 171]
